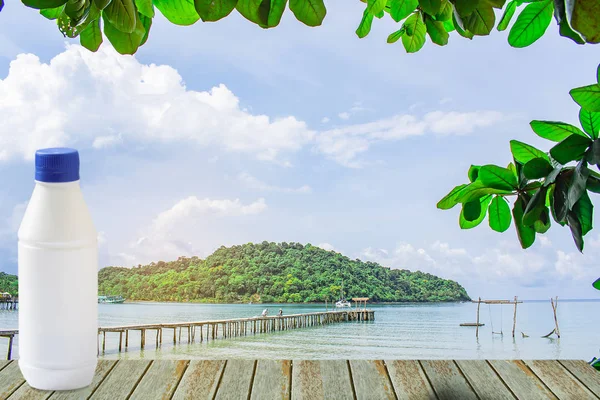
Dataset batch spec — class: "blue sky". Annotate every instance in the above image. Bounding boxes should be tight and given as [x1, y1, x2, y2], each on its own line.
[0, 2, 599, 300]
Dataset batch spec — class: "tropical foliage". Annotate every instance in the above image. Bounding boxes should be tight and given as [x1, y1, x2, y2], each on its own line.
[438, 64, 600, 252]
[0, 272, 18, 296]
[10, 0, 600, 55]
[98, 242, 470, 303]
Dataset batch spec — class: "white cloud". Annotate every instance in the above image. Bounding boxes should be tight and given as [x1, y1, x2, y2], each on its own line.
[316, 110, 504, 167]
[238, 172, 311, 193]
[0, 45, 314, 163]
[317, 243, 336, 252]
[338, 112, 350, 120]
[321, 117, 330, 123]
[439, 97, 453, 105]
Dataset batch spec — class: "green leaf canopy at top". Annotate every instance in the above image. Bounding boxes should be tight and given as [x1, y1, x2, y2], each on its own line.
[478, 165, 518, 190]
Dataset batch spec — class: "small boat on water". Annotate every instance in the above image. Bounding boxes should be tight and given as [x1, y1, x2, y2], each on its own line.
[98, 295, 125, 304]
[460, 323, 485, 327]
[335, 280, 352, 308]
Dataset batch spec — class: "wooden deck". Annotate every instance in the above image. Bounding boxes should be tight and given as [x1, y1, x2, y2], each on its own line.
[0, 359, 598, 399]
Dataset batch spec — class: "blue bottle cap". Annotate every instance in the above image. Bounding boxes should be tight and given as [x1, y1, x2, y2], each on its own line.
[35, 148, 80, 183]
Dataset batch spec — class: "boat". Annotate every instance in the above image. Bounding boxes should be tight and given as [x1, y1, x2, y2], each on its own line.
[98, 295, 125, 304]
[335, 280, 352, 308]
[460, 323, 485, 327]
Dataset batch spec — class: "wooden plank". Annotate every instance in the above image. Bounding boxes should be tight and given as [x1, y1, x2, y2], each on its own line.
[129, 360, 188, 400]
[385, 360, 436, 399]
[0, 361, 25, 399]
[214, 359, 255, 400]
[489, 360, 557, 400]
[250, 360, 290, 400]
[349, 360, 395, 400]
[89, 360, 151, 400]
[0, 361, 10, 372]
[559, 360, 600, 396]
[524, 360, 597, 399]
[420, 360, 477, 400]
[456, 360, 515, 400]
[48, 360, 117, 400]
[7, 384, 52, 400]
[291, 360, 354, 400]
[172, 360, 225, 400]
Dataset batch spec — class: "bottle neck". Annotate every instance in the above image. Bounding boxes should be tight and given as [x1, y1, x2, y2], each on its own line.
[35, 180, 80, 190]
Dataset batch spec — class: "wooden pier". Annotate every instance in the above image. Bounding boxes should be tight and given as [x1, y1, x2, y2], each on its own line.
[0, 359, 599, 399]
[97, 310, 374, 355]
[0, 298, 18, 311]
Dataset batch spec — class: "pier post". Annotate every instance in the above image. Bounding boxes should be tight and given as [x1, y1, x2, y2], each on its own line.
[476, 297, 481, 338]
[512, 296, 518, 338]
[7, 335, 13, 360]
[126, 330, 129, 348]
[119, 332, 123, 352]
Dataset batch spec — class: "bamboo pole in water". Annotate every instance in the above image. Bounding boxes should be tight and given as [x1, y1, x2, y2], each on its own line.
[512, 296, 518, 338]
[476, 297, 481, 338]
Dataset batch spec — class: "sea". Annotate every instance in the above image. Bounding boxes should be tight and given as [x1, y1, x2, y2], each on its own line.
[0, 300, 598, 360]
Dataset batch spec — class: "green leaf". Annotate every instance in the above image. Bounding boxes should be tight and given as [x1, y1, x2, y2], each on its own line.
[367, 0, 387, 15]
[389, 0, 418, 22]
[401, 12, 426, 53]
[587, 175, 600, 193]
[488, 195, 511, 232]
[530, 120, 588, 142]
[594, 278, 600, 290]
[571, 84, 600, 113]
[93, 0, 110, 10]
[135, 0, 154, 17]
[22, 0, 67, 9]
[508, 0, 553, 48]
[523, 157, 553, 179]
[356, 9, 374, 38]
[57, 9, 87, 37]
[533, 208, 551, 233]
[487, 0, 505, 9]
[65, 0, 91, 26]
[80, 17, 102, 51]
[459, 195, 493, 229]
[425, 15, 449, 45]
[456, 180, 513, 203]
[289, 0, 326, 26]
[570, 0, 600, 44]
[452, 0, 478, 17]
[104, 0, 136, 33]
[523, 186, 547, 226]
[497, 0, 516, 31]
[543, 166, 562, 187]
[103, 10, 145, 54]
[566, 210, 584, 252]
[468, 165, 480, 182]
[464, 3, 495, 35]
[139, 12, 151, 45]
[40, 5, 64, 19]
[437, 184, 468, 209]
[478, 165, 518, 190]
[579, 108, 600, 139]
[553, 0, 584, 44]
[153, 0, 199, 25]
[552, 169, 573, 222]
[549, 134, 592, 164]
[463, 199, 482, 221]
[435, 0, 453, 21]
[418, 0, 442, 15]
[443, 18, 455, 32]
[510, 140, 549, 164]
[512, 195, 536, 249]
[567, 162, 589, 209]
[387, 28, 405, 43]
[194, 0, 238, 22]
[453, 11, 474, 39]
[573, 191, 593, 235]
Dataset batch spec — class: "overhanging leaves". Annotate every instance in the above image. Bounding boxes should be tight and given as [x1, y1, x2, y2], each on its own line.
[419, 0, 442, 15]
[508, 0, 553, 48]
[425, 15, 449, 45]
[80, 16, 102, 51]
[401, 12, 427, 53]
[523, 157, 553, 179]
[463, 199, 482, 221]
[512, 195, 536, 249]
[579, 108, 600, 139]
[488, 195, 512, 232]
[153, 0, 200, 25]
[194, 0, 238, 22]
[103, 0, 136, 33]
[356, 9, 374, 38]
[549, 134, 592, 164]
[437, 184, 468, 210]
[22, 0, 68, 9]
[573, 191, 593, 236]
[510, 140, 549, 164]
[566, 210, 584, 251]
[478, 164, 518, 190]
[289, 0, 326, 26]
[464, 3, 495, 36]
[523, 186, 547, 226]
[459, 195, 493, 229]
[529, 120, 587, 142]
[571, 84, 600, 112]
[389, 0, 418, 22]
[497, 0, 516, 31]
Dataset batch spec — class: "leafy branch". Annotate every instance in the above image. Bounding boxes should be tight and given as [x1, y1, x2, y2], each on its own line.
[438, 64, 600, 252]
[10, 0, 600, 55]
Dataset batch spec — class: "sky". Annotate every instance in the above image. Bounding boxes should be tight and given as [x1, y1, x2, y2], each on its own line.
[0, 2, 599, 300]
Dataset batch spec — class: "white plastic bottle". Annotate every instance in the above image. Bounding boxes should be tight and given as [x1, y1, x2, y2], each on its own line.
[18, 148, 98, 390]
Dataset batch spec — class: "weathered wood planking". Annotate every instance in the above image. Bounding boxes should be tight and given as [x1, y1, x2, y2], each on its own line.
[419, 360, 477, 400]
[214, 359, 255, 400]
[524, 360, 597, 399]
[456, 360, 515, 400]
[89, 360, 150, 400]
[559, 360, 600, 395]
[489, 360, 557, 400]
[129, 360, 189, 400]
[385, 360, 436, 400]
[250, 360, 290, 400]
[349, 360, 396, 400]
[291, 360, 354, 400]
[0, 362, 25, 399]
[6, 384, 51, 400]
[171, 360, 224, 400]
[48, 360, 117, 400]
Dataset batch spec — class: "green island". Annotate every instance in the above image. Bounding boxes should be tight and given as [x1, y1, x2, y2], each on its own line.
[0, 272, 17, 296]
[97, 242, 470, 303]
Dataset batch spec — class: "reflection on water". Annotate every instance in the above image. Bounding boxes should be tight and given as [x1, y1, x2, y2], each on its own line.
[0, 300, 597, 360]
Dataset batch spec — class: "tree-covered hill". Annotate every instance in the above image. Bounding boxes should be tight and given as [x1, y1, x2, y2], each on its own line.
[99, 242, 470, 303]
[0, 272, 18, 296]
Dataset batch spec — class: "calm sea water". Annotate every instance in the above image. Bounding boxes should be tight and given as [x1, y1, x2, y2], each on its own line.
[0, 301, 598, 360]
